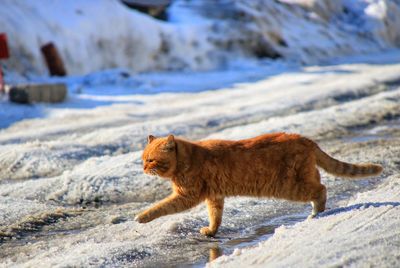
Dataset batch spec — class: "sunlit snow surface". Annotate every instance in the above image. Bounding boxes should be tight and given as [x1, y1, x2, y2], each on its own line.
[1, 50, 400, 267]
[1, 0, 400, 266]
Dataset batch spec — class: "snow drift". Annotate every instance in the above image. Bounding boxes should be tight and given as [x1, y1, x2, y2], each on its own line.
[1, 0, 400, 76]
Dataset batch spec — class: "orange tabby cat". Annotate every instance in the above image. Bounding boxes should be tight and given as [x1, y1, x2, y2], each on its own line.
[135, 133, 382, 236]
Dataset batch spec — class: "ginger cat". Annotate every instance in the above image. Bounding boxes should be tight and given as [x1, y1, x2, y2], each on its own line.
[135, 133, 382, 236]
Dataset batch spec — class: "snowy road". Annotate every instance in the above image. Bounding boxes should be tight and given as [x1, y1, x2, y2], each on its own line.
[1, 53, 400, 267]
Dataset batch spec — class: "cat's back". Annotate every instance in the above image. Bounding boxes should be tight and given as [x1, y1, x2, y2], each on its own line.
[196, 132, 312, 153]
[193, 133, 316, 197]
[240, 132, 312, 149]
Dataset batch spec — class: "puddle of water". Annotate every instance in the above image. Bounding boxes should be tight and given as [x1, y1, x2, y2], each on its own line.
[223, 225, 276, 248]
[188, 213, 308, 267]
[222, 213, 306, 250]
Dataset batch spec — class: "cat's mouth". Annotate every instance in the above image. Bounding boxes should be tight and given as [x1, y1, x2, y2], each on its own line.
[144, 169, 172, 180]
[144, 168, 158, 176]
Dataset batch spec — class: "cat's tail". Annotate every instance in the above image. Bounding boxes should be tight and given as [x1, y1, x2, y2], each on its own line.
[314, 146, 383, 178]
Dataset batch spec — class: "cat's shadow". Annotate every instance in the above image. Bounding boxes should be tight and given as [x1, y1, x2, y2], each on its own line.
[316, 201, 400, 218]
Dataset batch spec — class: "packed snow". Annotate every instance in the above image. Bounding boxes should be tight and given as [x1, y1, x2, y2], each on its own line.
[1, 52, 400, 266]
[1, 0, 400, 267]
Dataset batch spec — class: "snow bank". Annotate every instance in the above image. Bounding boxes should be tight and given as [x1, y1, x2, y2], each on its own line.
[350, 174, 400, 204]
[0, 0, 217, 76]
[1, 0, 400, 77]
[228, 0, 400, 64]
[209, 204, 400, 267]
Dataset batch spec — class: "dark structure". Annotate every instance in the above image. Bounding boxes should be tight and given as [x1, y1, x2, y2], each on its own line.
[0, 33, 10, 59]
[9, 83, 67, 104]
[41, 42, 67, 76]
[0, 33, 10, 94]
[120, 0, 171, 20]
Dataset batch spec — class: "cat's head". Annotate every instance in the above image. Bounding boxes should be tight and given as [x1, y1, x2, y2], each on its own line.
[142, 134, 177, 178]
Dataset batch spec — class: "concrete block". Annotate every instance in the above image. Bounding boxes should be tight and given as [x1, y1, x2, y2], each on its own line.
[9, 83, 67, 104]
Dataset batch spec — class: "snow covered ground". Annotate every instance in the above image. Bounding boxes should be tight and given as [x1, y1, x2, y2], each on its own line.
[1, 50, 400, 267]
[1, 0, 400, 267]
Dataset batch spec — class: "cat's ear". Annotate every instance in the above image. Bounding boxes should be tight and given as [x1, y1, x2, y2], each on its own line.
[164, 135, 175, 152]
[147, 135, 156, 144]
[167, 134, 175, 143]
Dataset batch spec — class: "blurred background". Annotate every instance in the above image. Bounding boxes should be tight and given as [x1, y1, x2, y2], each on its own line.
[1, 0, 400, 77]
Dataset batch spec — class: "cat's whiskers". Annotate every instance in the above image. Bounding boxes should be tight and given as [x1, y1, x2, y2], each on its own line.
[150, 168, 157, 175]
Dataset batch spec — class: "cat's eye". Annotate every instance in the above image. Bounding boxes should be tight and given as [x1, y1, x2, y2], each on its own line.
[147, 159, 154, 163]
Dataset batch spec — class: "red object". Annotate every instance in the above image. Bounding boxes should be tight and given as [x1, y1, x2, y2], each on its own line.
[41, 42, 67, 76]
[0, 33, 10, 59]
[0, 65, 4, 93]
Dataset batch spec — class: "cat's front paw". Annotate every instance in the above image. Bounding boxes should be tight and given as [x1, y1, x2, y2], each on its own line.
[135, 212, 152, 223]
[200, 227, 217, 237]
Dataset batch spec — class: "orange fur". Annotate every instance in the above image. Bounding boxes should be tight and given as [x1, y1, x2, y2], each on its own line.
[136, 133, 383, 236]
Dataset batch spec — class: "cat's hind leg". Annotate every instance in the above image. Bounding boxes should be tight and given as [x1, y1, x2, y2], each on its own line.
[308, 188, 326, 219]
[308, 171, 326, 219]
[201, 197, 224, 237]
